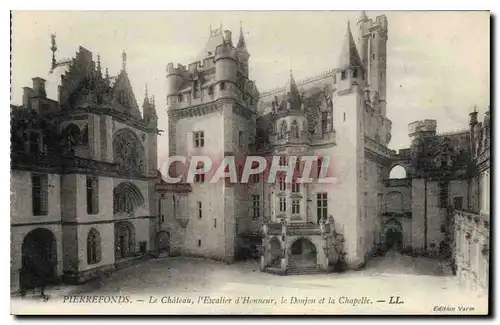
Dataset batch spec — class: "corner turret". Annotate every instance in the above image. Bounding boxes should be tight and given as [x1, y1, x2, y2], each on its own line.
[408, 120, 437, 142]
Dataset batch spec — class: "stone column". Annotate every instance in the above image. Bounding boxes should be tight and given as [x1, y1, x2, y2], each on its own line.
[260, 224, 268, 271]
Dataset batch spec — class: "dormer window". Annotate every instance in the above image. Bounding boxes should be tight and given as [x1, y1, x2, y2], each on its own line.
[178, 94, 183, 103]
[341, 71, 346, 80]
[220, 82, 226, 90]
[352, 69, 358, 78]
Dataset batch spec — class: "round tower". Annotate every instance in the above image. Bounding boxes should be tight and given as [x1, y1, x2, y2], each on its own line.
[165, 62, 185, 108]
[214, 41, 238, 98]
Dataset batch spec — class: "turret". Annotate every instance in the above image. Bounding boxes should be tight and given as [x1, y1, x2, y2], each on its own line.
[214, 36, 238, 97]
[32, 77, 47, 98]
[408, 120, 437, 142]
[165, 62, 186, 108]
[356, 11, 370, 66]
[336, 21, 364, 93]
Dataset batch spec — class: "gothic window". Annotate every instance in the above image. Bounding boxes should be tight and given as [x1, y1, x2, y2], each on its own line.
[32, 173, 48, 216]
[352, 69, 358, 78]
[87, 228, 102, 265]
[292, 181, 300, 194]
[86, 176, 99, 215]
[279, 121, 287, 139]
[194, 131, 204, 148]
[341, 71, 347, 80]
[291, 120, 299, 138]
[113, 129, 145, 174]
[252, 195, 260, 218]
[113, 182, 145, 214]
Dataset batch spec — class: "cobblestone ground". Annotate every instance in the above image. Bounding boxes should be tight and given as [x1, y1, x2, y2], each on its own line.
[11, 251, 488, 315]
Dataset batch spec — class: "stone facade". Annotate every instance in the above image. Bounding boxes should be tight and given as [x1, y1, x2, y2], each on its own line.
[453, 109, 490, 297]
[10, 43, 159, 293]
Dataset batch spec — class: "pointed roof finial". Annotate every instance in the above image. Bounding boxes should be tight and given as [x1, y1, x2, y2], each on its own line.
[122, 50, 127, 72]
[337, 20, 363, 69]
[105, 67, 109, 80]
[152, 94, 155, 106]
[145, 84, 149, 97]
[96, 54, 101, 72]
[237, 20, 247, 50]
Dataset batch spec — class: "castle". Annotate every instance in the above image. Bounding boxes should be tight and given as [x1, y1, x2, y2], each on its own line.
[10, 11, 489, 290]
[10, 41, 160, 293]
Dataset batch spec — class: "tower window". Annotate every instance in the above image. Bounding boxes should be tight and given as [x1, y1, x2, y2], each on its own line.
[279, 176, 286, 191]
[292, 199, 300, 215]
[198, 239, 201, 247]
[32, 173, 48, 216]
[194, 131, 205, 148]
[208, 85, 214, 96]
[341, 71, 347, 80]
[292, 181, 300, 193]
[178, 94, 183, 102]
[373, 34, 376, 39]
[317, 192, 328, 223]
[343, 112, 346, 122]
[198, 201, 203, 219]
[352, 69, 358, 78]
[372, 54, 375, 60]
[214, 218, 217, 228]
[220, 82, 226, 90]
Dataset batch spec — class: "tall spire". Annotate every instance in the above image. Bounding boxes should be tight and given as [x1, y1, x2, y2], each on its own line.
[143, 84, 150, 107]
[337, 21, 363, 69]
[285, 70, 301, 110]
[122, 50, 127, 72]
[237, 21, 247, 50]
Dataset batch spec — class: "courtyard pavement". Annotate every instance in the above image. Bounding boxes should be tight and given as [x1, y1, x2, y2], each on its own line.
[11, 251, 488, 315]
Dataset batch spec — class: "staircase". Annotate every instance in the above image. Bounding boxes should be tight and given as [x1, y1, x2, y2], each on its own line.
[286, 266, 325, 275]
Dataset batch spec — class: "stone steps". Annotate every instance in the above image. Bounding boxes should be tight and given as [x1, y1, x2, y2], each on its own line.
[286, 266, 325, 275]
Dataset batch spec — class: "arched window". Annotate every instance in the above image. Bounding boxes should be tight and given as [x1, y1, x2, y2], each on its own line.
[87, 228, 101, 265]
[113, 182, 145, 214]
[279, 121, 287, 139]
[113, 128, 145, 173]
[291, 120, 299, 138]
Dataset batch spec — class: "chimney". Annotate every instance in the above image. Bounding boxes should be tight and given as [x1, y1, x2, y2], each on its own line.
[22, 87, 33, 110]
[223, 30, 232, 45]
[32, 77, 47, 98]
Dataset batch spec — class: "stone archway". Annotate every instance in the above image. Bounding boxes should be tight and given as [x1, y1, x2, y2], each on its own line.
[268, 236, 282, 267]
[20, 228, 58, 290]
[382, 219, 403, 252]
[158, 231, 170, 253]
[115, 221, 135, 260]
[289, 238, 317, 268]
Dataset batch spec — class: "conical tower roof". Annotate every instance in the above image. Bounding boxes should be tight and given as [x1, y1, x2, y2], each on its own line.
[337, 21, 363, 69]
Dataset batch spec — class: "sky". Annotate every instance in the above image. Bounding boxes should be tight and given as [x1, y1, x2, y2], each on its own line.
[11, 11, 490, 151]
